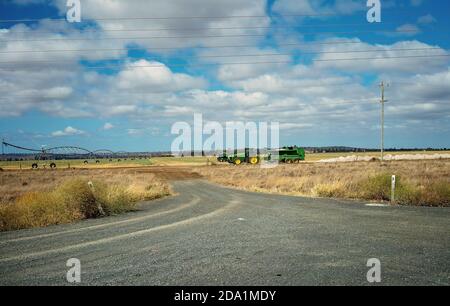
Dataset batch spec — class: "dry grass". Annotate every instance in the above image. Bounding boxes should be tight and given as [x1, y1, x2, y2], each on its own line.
[0, 169, 171, 231]
[196, 160, 450, 207]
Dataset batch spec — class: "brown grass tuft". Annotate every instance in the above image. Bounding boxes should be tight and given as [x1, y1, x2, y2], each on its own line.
[196, 160, 450, 207]
[0, 169, 171, 231]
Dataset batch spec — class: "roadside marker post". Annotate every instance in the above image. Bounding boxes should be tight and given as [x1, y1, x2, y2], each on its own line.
[391, 175, 396, 203]
[88, 181, 105, 216]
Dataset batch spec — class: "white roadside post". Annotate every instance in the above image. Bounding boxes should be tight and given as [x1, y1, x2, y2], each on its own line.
[391, 175, 396, 203]
[88, 181, 105, 216]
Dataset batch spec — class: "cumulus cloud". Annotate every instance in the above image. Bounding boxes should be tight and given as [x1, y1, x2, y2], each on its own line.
[313, 38, 449, 74]
[418, 14, 437, 24]
[272, 0, 364, 17]
[394, 24, 421, 37]
[51, 126, 85, 137]
[49, 0, 269, 50]
[102, 122, 114, 130]
[116, 60, 207, 92]
[2, 0, 449, 146]
[410, 0, 424, 7]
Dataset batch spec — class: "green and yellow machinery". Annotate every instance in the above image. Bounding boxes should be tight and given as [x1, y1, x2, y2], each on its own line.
[227, 148, 261, 165]
[217, 150, 229, 162]
[267, 147, 305, 163]
[225, 147, 305, 165]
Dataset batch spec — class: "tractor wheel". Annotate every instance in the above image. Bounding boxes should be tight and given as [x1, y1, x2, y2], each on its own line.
[32, 163, 38, 169]
[286, 159, 293, 164]
[294, 159, 301, 164]
[234, 159, 242, 165]
[250, 157, 259, 165]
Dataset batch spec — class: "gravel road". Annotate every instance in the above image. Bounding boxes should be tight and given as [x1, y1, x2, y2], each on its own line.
[0, 180, 449, 285]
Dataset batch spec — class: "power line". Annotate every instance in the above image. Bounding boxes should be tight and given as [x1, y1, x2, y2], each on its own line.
[0, 82, 386, 99]
[0, 54, 448, 71]
[0, 88, 448, 109]
[0, 41, 369, 54]
[4, 22, 401, 35]
[314, 54, 450, 62]
[0, 29, 428, 43]
[0, 11, 371, 23]
[0, 47, 442, 65]
[5, 98, 379, 108]
[0, 100, 445, 120]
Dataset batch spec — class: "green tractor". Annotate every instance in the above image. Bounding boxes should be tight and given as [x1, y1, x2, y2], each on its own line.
[217, 150, 229, 162]
[267, 147, 305, 164]
[227, 148, 261, 165]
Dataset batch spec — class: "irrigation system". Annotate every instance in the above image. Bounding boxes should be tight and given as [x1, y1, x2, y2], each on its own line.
[1, 141, 150, 161]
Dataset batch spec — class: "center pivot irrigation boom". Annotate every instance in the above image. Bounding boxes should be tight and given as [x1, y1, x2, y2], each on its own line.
[1, 141, 150, 169]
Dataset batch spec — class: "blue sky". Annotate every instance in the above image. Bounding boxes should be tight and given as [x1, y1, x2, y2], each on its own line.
[0, 0, 449, 152]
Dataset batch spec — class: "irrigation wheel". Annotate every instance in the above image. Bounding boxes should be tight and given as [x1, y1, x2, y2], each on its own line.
[250, 157, 259, 165]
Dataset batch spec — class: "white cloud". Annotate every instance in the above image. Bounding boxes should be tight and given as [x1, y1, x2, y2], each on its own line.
[395, 24, 421, 37]
[127, 129, 142, 135]
[2, 0, 449, 143]
[103, 122, 114, 130]
[12, 0, 47, 5]
[104, 105, 138, 116]
[116, 60, 206, 92]
[279, 123, 314, 130]
[271, 0, 364, 17]
[410, 0, 424, 7]
[418, 14, 436, 24]
[50, 0, 269, 51]
[51, 126, 86, 137]
[313, 38, 449, 74]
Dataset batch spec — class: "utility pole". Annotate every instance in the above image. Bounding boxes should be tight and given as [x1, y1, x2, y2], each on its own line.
[379, 81, 389, 161]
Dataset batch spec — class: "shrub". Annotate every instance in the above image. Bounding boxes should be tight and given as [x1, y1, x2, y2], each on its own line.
[407, 181, 450, 207]
[95, 183, 137, 215]
[312, 182, 346, 198]
[0, 177, 170, 231]
[0, 191, 82, 231]
[358, 173, 392, 201]
[56, 179, 101, 218]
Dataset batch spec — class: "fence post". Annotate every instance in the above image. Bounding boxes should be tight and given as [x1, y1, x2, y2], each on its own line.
[391, 175, 396, 203]
[88, 181, 105, 216]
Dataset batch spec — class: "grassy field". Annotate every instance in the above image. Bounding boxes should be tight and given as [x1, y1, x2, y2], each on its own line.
[0, 168, 171, 231]
[1, 151, 449, 169]
[0, 156, 210, 169]
[0, 158, 153, 170]
[304, 150, 450, 162]
[0, 151, 449, 231]
[196, 159, 450, 207]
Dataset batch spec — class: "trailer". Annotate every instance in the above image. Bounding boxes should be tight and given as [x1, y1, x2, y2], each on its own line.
[267, 147, 305, 164]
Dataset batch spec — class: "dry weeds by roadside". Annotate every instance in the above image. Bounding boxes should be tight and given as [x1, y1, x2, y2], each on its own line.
[196, 160, 450, 207]
[0, 169, 171, 231]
